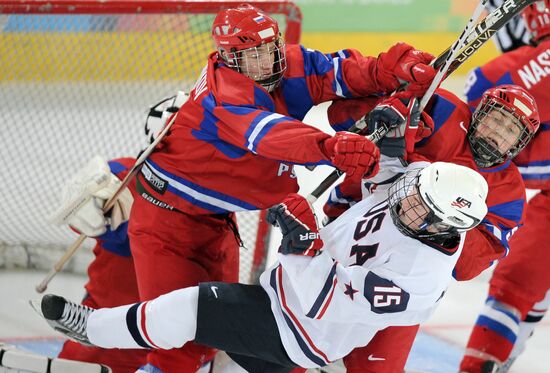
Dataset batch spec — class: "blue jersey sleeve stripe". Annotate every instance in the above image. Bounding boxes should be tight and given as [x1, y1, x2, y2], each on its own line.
[465, 68, 493, 104]
[487, 199, 524, 225]
[417, 94, 456, 146]
[246, 112, 286, 153]
[496, 71, 514, 86]
[301, 46, 333, 77]
[332, 57, 352, 98]
[108, 160, 129, 176]
[254, 86, 275, 112]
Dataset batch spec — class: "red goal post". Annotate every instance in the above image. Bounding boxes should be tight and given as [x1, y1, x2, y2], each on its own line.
[0, 0, 302, 284]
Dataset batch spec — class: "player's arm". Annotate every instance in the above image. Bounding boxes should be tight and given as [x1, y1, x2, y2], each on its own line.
[212, 104, 380, 182]
[454, 194, 526, 281]
[298, 43, 435, 104]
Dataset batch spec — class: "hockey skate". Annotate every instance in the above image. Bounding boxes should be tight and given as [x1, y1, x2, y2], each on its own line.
[31, 294, 94, 346]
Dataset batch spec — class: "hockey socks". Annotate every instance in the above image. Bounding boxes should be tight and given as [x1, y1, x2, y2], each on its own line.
[88, 286, 199, 350]
[460, 297, 521, 372]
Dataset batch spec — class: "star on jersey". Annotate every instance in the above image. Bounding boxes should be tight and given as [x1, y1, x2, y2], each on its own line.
[344, 281, 358, 300]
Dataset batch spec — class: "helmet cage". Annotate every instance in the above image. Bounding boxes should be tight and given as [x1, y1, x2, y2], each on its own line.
[219, 36, 287, 92]
[468, 98, 536, 168]
[388, 170, 458, 240]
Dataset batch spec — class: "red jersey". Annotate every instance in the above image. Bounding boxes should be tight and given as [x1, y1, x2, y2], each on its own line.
[137, 45, 395, 215]
[416, 89, 527, 280]
[325, 89, 527, 280]
[465, 39, 550, 190]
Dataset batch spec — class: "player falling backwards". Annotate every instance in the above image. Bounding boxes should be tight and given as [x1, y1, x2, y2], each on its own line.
[37, 126, 490, 371]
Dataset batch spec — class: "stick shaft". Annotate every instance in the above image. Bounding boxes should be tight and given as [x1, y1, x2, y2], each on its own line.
[307, 0, 533, 204]
[35, 112, 179, 293]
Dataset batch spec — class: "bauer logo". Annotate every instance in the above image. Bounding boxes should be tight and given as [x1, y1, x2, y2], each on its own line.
[451, 197, 472, 209]
[142, 164, 167, 194]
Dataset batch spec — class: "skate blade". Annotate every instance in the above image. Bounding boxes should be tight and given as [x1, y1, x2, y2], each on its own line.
[28, 299, 44, 318]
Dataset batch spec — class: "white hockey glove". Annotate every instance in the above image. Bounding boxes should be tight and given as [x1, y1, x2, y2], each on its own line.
[50, 156, 133, 237]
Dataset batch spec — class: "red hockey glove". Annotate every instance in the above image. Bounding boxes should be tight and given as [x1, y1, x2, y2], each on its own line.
[266, 193, 323, 257]
[377, 42, 436, 95]
[322, 132, 380, 182]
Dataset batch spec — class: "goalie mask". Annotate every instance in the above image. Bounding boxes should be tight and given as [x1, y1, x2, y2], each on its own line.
[468, 85, 540, 168]
[388, 162, 488, 242]
[523, 0, 550, 42]
[212, 4, 287, 92]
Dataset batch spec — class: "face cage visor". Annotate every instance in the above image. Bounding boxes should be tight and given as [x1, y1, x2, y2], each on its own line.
[468, 101, 534, 168]
[388, 170, 457, 240]
[221, 37, 286, 92]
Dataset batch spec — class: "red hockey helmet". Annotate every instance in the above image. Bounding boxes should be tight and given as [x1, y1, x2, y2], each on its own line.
[212, 4, 286, 92]
[522, 0, 550, 42]
[469, 85, 540, 167]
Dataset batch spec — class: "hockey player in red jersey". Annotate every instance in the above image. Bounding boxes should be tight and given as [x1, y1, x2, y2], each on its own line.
[459, 1, 550, 371]
[48, 4, 437, 372]
[38, 158, 490, 372]
[320, 82, 540, 372]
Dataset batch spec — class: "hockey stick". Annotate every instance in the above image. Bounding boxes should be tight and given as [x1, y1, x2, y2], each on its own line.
[35, 110, 179, 293]
[306, 0, 535, 204]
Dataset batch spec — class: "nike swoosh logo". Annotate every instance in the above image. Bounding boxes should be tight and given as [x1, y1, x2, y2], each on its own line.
[211, 286, 219, 298]
[368, 354, 385, 361]
[459, 121, 468, 133]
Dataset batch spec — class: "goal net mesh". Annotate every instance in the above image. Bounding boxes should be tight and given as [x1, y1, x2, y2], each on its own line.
[0, 0, 301, 284]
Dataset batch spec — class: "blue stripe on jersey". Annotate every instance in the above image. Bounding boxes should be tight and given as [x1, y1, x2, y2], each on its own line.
[145, 160, 258, 213]
[517, 158, 550, 167]
[108, 160, 129, 176]
[282, 77, 314, 120]
[331, 56, 352, 98]
[495, 71, 514, 86]
[301, 46, 333, 77]
[487, 199, 524, 225]
[465, 68, 494, 105]
[476, 315, 517, 344]
[98, 221, 131, 257]
[269, 266, 329, 367]
[254, 85, 275, 112]
[330, 117, 355, 132]
[243, 111, 287, 153]
[541, 123, 550, 131]
[137, 364, 164, 373]
[478, 159, 512, 173]
[517, 158, 550, 180]
[306, 262, 338, 318]
[192, 95, 247, 159]
[418, 94, 456, 146]
[126, 303, 151, 348]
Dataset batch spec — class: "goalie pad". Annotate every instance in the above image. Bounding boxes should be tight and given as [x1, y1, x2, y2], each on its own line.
[0, 343, 111, 373]
[50, 156, 133, 237]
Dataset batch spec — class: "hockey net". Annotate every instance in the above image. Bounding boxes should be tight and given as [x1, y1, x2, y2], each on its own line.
[0, 0, 302, 284]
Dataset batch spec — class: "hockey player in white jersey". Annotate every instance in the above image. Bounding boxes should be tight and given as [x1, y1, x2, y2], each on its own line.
[37, 159, 488, 371]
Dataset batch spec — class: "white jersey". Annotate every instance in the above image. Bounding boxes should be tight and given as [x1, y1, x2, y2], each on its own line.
[259, 163, 463, 368]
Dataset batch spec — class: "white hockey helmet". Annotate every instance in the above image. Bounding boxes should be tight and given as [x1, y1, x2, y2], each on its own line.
[388, 162, 489, 241]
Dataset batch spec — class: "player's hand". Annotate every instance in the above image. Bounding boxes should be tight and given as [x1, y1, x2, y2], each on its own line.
[322, 132, 380, 182]
[366, 92, 432, 159]
[377, 42, 435, 95]
[266, 194, 323, 257]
